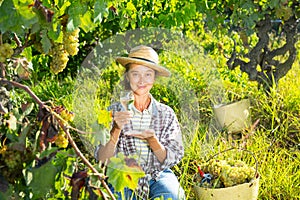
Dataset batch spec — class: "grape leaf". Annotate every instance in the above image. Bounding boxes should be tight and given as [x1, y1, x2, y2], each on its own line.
[48, 22, 63, 42]
[12, 0, 36, 20]
[80, 10, 96, 33]
[66, 0, 87, 31]
[107, 153, 145, 192]
[41, 30, 52, 54]
[56, 0, 71, 17]
[28, 160, 58, 198]
[94, 0, 109, 24]
[0, 0, 37, 34]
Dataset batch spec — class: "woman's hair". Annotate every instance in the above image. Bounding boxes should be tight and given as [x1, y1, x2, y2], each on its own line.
[121, 64, 157, 90]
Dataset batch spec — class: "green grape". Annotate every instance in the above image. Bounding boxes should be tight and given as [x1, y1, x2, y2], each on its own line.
[53, 105, 75, 122]
[227, 159, 246, 167]
[50, 43, 69, 74]
[55, 129, 69, 148]
[63, 28, 80, 56]
[60, 109, 75, 122]
[33, 41, 44, 53]
[0, 146, 34, 183]
[3, 43, 14, 57]
[0, 45, 6, 62]
[202, 159, 256, 188]
[0, 56, 5, 62]
[207, 159, 228, 177]
[0, 43, 14, 61]
[2, 149, 22, 169]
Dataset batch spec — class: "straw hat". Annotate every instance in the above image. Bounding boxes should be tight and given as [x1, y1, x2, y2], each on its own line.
[116, 45, 171, 77]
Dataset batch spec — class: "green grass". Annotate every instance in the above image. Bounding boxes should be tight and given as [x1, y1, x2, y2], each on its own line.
[174, 63, 300, 199]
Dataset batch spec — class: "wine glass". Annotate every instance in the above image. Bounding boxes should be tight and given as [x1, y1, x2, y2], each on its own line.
[120, 90, 134, 111]
[120, 90, 136, 135]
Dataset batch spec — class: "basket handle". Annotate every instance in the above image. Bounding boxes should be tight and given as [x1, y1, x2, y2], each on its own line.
[206, 147, 258, 180]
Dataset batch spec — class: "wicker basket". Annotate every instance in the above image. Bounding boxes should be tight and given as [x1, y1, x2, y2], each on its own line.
[194, 148, 259, 200]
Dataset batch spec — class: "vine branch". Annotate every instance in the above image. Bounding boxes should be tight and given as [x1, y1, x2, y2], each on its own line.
[0, 78, 44, 106]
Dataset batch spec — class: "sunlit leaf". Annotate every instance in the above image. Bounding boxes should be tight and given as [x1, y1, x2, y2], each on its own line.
[28, 160, 58, 198]
[97, 109, 112, 129]
[80, 10, 96, 33]
[56, 0, 71, 17]
[12, 0, 36, 20]
[107, 153, 145, 192]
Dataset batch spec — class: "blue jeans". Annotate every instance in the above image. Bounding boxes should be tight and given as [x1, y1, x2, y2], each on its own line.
[109, 169, 185, 200]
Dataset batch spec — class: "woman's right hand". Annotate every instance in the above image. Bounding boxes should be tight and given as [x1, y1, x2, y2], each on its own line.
[113, 111, 133, 129]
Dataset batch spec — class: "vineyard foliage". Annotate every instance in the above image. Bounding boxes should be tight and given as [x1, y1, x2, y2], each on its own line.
[0, 0, 299, 199]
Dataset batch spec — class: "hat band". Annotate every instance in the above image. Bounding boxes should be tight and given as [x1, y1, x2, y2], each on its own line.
[130, 57, 156, 64]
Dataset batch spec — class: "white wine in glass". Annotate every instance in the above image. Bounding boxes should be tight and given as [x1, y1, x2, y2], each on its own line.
[120, 90, 134, 111]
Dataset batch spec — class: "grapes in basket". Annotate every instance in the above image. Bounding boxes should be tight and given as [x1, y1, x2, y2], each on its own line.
[196, 159, 256, 188]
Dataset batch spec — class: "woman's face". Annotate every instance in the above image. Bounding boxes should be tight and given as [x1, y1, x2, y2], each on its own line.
[127, 64, 155, 96]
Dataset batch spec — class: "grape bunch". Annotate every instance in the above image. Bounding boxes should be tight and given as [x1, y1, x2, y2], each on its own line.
[49, 43, 69, 74]
[199, 159, 256, 188]
[0, 43, 14, 63]
[63, 28, 80, 56]
[220, 165, 255, 187]
[0, 147, 34, 183]
[49, 28, 80, 74]
[53, 105, 75, 122]
[55, 129, 69, 148]
[52, 105, 75, 148]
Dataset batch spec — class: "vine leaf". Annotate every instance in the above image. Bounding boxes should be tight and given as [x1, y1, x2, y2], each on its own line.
[107, 153, 145, 192]
[80, 10, 96, 33]
[94, 0, 109, 24]
[0, 0, 37, 34]
[40, 30, 52, 54]
[27, 160, 58, 199]
[66, 1, 87, 31]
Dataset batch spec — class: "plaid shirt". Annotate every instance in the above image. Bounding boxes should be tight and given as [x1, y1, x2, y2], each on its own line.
[108, 96, 184, 199]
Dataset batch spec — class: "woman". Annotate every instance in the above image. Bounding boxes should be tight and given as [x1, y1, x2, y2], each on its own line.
[96, 45, 185, 199]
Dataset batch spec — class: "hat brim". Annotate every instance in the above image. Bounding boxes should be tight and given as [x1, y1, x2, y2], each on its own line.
[116, 57, 171, 77]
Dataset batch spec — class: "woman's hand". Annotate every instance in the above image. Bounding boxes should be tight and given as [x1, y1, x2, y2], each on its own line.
[113, 111, 133, 129]
[126, 129, 167, 162]
[126, 129, 157, 141]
